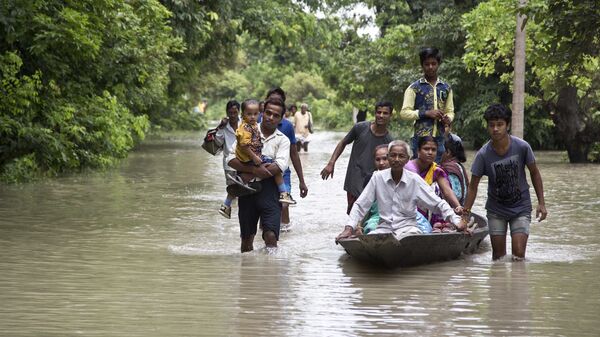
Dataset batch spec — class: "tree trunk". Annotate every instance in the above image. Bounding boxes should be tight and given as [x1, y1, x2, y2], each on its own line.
[551, 86, 592, 163]
[511, 0, 527, 139]
[565, 142, 590, 163]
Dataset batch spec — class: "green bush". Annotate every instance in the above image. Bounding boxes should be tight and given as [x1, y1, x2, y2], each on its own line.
[0, 52, 149, 182]
[590, 143, 600, 163]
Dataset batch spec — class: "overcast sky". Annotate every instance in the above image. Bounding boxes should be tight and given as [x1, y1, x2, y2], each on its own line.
[345, 3, 379, 39]
[313, 3, 380, 39]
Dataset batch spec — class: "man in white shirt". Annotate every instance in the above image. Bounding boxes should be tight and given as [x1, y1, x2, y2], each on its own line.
[215, 100, 240, 218]
[293, 103, 313, 152]
[336, 140, 466, 241]
[227, 98, 290, 252]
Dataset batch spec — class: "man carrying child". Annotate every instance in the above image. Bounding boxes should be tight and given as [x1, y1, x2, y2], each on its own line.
[229, 99, 295, 205]
[227, 99, 291, 252]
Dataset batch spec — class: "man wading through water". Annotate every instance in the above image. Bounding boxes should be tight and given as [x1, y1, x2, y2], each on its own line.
[227, 99, 290, 252]
[320, 101, 394, 214]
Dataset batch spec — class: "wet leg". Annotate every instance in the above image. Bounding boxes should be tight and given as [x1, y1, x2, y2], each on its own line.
[490, 235, 507, 260]
[511, 233, 529, 260]
[241, 235, 255, 253]
[281, 206, 290, 225]
[263, 230, 277, 248]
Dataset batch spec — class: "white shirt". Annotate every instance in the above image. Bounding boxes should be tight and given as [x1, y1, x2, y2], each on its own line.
[347, 168, 461, 231]
[293, 111, 312, 138]
[215, 122, 237, 171]
[226, 124, 290, 175]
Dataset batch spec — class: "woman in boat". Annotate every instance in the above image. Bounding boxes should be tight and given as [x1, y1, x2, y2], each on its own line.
[361, 144, 390, 234]
[405, 136, 462, 226]
[441, 134, 469, 206]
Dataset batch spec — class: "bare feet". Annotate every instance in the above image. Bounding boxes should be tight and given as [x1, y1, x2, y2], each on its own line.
[335, 226, 354, 243]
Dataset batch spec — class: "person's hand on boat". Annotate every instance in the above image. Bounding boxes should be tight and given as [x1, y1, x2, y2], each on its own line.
[536, 203, 547, 222]
[320, 162, 335, 180]
[456, 215, 476, 235]
[455, 218, 470, 234]
[354, 226, 363, 236]
[455, 221, 468, 233]
[335, 226, 354, 242]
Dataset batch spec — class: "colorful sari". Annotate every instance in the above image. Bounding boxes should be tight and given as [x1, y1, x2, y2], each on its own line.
[405, 160, 450, 224]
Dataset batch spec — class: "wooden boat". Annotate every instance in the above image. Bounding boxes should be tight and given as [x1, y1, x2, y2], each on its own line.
[337, 213, 489, 268]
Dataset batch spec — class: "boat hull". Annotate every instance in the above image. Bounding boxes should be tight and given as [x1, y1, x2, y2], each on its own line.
[337, 213, 489, 268]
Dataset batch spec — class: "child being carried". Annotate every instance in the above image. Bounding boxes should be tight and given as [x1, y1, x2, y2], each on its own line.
[229, 99, 295, 205]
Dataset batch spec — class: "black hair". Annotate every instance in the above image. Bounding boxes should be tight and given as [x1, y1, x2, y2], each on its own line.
[483, 103, 512, 124]
[356, 109, 367, 123]
[265, 87, 286, 102]
[288, 104, 297, 110]
[445, 136, 467, 163]
[241, 99, 259, 114]
[373, 144, 389, 156]
[375, 101, 394, 112]
[263, 98, 286, 117]
[419, 47, 441, 66]
[417, 136, 437, 150]
[225, 100, 240, 112]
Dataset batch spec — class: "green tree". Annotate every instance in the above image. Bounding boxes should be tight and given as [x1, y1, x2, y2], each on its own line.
[463, 0, 600, 162]
[1, 0, 177, 181]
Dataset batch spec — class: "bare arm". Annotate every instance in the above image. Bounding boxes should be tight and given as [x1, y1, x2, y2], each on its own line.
[527, 162, 547, 221]
[240, 144, 262, 166]
[216, 117, 228, 129]
[437, 176, 461, 209]
[458, 175, 481, 229]
[463, 175, 481, 211]
[228, 158, 273, 179]
[290, 145, 308, 197]
[320, 139, 348, 180]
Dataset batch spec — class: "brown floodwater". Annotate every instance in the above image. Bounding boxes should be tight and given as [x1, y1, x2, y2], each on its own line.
[1, 131, 598, 336]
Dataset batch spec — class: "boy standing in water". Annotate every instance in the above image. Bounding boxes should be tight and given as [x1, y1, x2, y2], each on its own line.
[231, 99, 295, 205]
[461, 104, 547, 261]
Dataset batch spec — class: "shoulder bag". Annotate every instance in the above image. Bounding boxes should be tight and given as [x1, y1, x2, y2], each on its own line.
[201, 128, 224, 155]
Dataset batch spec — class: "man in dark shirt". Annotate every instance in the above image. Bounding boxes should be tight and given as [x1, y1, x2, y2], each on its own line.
[320, 101, 394, 214]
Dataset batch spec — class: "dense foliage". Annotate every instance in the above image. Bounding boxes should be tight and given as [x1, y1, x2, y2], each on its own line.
[463, 0, 599, 161]
[1, 0, 598, 182]
[1, 1, 172, 182]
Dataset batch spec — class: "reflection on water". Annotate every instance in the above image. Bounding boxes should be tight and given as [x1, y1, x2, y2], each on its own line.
[1, 131, 599, 336]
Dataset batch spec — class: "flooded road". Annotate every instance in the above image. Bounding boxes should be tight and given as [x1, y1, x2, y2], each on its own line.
[1, 130, 599, 336]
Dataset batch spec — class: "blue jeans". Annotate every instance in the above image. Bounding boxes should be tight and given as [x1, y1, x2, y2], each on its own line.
[487, 211, 531, 236]
[283, 169, 291, 193]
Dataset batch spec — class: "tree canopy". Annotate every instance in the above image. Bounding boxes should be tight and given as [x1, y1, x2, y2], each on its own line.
[463, 0, 600, 162]
[1, 0, 599, 182]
